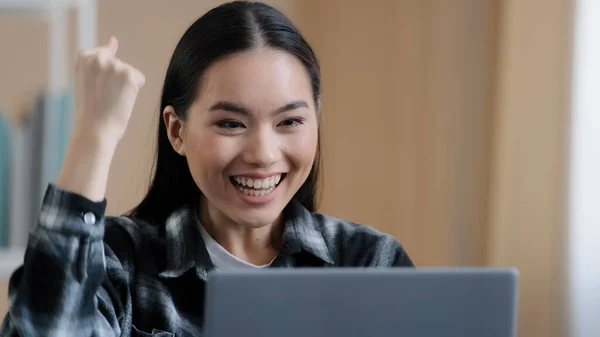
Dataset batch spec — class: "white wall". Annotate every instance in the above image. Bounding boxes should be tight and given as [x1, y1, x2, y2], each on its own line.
[568, 0, 600, 336]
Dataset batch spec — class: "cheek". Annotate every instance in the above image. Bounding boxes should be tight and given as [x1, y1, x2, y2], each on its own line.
[287, 127, 319, 172]
[184, 129, 235, 179]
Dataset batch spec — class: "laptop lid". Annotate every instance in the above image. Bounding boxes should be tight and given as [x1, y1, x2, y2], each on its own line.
[204, 268, 519, 337]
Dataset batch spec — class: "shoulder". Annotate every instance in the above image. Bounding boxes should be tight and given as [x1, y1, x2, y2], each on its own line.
[309, 211, 414, 267]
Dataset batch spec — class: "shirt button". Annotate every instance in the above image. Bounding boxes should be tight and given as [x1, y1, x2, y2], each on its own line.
[83, 212, 96, 225]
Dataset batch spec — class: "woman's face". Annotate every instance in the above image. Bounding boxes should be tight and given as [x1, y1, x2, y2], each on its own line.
[174, 48, 318, 228]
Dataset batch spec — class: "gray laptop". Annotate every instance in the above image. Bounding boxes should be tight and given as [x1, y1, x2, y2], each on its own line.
[204, 268, 519, 337]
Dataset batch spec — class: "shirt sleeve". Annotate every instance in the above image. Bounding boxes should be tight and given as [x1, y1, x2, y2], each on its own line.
[0, 184, 132, 337]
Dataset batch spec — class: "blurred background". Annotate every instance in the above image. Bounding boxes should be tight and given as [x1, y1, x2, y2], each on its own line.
[0, 0, 598, 336]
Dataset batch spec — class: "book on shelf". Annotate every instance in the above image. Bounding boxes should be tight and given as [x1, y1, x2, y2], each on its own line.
[1, 90, 73, 250]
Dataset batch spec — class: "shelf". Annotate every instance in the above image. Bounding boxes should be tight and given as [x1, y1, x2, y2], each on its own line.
[0, 0, 97, 90]
[0, 0, 78, 14]
[0, 0, 96, 280]
[0, 247, 24, 278]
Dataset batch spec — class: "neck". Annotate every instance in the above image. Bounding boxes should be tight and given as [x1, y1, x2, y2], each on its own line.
[199, 199, 283, 265]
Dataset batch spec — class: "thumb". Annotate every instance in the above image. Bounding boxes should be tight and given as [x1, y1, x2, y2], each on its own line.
[107, 36, 118, 57]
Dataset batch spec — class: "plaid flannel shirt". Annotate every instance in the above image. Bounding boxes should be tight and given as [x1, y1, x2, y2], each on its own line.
[0, 184, 413, 337]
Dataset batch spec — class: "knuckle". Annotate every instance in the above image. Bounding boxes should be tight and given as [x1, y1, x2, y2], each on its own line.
[115, 65, 129, 79]
[96, 57, 111, 72]
[113, 59, 126, 73]
[77, 49, 92, 60]
[125, 69, 137, 83]
[79, 55, 93, 70]
[107, 59, 119, 72]
[89, 55, 102, 69]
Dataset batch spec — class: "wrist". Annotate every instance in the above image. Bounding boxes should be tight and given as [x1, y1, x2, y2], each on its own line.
[70, 127, 120, 154]
[56, 129, 119, 202]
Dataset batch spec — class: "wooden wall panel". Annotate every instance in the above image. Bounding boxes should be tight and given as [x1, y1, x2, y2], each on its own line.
[296, 0, 498, 267]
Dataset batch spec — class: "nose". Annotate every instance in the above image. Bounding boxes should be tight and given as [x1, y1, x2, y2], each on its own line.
[242, 126, 280, 168]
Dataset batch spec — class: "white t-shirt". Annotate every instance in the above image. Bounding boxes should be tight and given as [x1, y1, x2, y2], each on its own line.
[198, 224, 274, 271]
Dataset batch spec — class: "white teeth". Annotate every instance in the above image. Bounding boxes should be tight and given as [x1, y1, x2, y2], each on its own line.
[234, 177, 248, 186]
[233, 174, 283, 190]
[239, 186, 275, 197]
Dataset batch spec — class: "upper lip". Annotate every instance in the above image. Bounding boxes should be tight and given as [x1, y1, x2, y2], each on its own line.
[231, 172, 285, 179]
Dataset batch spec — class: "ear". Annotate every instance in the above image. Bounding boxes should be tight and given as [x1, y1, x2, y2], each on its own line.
[163, 105, 186, 156]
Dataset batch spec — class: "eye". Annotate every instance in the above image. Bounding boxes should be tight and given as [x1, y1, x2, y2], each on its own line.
[216, 120, 246, 129]
[278, 117, 305, 127]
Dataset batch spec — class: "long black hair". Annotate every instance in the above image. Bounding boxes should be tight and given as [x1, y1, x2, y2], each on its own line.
[128, 1, 322, 224]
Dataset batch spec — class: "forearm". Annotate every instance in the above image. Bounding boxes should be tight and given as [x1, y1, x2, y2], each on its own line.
[56, 130, 118, 202]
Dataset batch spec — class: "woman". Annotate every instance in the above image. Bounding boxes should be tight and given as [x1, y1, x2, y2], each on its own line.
[1, 1, 413, 336]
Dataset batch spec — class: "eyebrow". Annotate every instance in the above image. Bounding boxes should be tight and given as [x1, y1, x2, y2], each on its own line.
[208, 100, 309, 116]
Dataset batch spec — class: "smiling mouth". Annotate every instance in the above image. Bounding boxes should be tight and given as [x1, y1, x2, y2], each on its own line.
[229, 174, 287, 197]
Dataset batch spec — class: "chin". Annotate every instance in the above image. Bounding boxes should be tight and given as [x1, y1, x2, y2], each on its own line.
[232, 209, 283, 229]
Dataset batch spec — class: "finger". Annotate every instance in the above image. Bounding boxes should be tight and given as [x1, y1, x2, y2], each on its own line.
[75, 37, 119, 71]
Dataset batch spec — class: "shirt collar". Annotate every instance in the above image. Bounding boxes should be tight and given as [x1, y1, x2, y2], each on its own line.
[158, 205, 213, 280]
[278, 199, 334, 265]
[158, 198, 334, 280]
